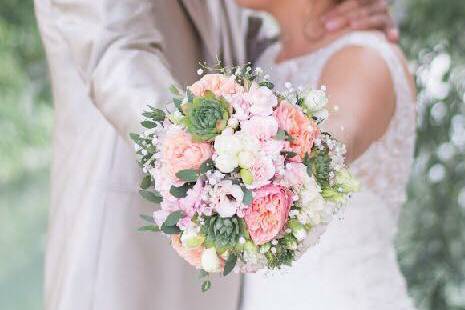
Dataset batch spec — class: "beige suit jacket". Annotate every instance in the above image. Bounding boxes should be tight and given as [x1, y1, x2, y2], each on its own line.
[34, 0, 255, 309]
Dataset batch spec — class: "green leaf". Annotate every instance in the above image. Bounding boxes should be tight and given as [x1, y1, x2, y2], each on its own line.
[141, 121, 156, 129]
[140, 214, 155, 223]
[187, 89, 194, 103]
[139, 190, 163, 203]
[129, 133, 141, 143]
[169, 85, 180, 96]
[275, 130, 286, 140]
[143, 108, 166, 122]
[223, 253, 237, 276]
[241, 187, 253, 205]
[140, 175, 152, 190]
[201, 280, 212, 292]
[170, 182, 195, 198]
[281, 150, 298, 159]
[200, 159, 215, 174]
[161, 224, 181, 235]
[175, 169, 199, 182]
[198, 269, 209, 279]
[164, 210, 184, 227]
[259, 81, 274, 90]
[138, 225, 160, 232]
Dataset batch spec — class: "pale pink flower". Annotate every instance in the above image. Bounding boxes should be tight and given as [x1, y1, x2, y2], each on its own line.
[248, 156, 275, 189]
[211, 180, 244, 218]
[244, 185, 293, 245]
[230, 94, 251, 121]
[241, 115, 278, 143]
[273, 101, 320, 160]
[244, 83, 278, 116]
[283, 162, 308, 189]
[189, 74, 243, 97]
[161, 127, 212, 182]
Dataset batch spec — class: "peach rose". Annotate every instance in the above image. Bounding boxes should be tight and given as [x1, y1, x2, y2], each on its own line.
[171, 235, 203, 268]
[189, 74, 243, 98]
[161, 127, 213, 181]
[273, 101, 320, 160]
[244, 185, 293, 245]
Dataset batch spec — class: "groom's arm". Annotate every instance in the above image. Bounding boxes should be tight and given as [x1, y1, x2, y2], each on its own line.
[47, 0, 178, 143]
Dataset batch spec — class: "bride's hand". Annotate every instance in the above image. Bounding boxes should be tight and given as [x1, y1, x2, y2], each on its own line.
[321, 0, 399, 43]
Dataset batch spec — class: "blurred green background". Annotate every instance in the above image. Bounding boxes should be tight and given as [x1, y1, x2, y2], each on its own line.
[0, 0, 464, 309]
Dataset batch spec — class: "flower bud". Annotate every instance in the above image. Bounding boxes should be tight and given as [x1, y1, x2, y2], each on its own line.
[288, 219, 307, 241]
[240, 168, 254, 185]
[201, 248, 221, 273]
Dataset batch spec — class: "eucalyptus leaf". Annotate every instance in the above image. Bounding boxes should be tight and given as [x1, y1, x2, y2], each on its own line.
[198, 269, 209, 279]
[140, 214, 155, 224]
[139, 190, 163, 203]
[176, 169, 199, 182]
[141, 121, 156, 129]
[241, 187, 253, 205]
[200, 159, 215, 174]
[161, 224, 181, 235]
[275, 130, 286, 140]
[140, 175, 152, 190]
[170, 182, 195, 198]
[164, 210, 184, 227]
[138, 225, 160, 232]
[259, 80, 274, 90]
[223, 253, 237, 276]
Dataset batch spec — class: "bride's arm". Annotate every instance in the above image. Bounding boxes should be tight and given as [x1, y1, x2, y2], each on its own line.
[318, 45, 396, 163]
[46, 0, 178, 143]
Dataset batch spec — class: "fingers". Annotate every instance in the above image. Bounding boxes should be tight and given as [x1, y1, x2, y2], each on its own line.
[322, 0, 399, 43]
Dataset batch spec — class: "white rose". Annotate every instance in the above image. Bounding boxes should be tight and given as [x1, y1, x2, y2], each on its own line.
[201, 248, 222, 273]
[215, 154, 238, 173]
[304, 89, 328, 113]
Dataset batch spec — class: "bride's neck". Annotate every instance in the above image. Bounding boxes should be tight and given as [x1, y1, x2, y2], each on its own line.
[269, 0, 339, 63]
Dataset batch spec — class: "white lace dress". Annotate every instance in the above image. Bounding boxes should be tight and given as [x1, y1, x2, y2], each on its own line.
[241, 32, 417, 310]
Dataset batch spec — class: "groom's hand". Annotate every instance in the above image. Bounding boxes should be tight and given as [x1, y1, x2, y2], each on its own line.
[322, 0, 399, 42]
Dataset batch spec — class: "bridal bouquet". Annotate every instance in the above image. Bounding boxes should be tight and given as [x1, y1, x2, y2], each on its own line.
[131, 63, 358, 291]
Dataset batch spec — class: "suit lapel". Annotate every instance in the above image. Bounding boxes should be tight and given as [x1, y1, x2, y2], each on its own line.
[180, 0, 219, 61]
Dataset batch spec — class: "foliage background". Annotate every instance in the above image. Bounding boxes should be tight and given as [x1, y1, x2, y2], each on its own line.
[0, 0, 463, 309]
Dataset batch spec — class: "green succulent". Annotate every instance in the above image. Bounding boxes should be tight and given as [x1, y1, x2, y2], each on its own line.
[182, 91, 231, 142]
[201, 215, 242, 251]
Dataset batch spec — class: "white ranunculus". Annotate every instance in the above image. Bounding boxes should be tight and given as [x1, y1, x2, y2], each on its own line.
[215, 153, 238, 173]
[201, 248, 222, 273]
[304, 89, 328, 113]
[238, 150, 255, 168]
[214, 130, 242, 156]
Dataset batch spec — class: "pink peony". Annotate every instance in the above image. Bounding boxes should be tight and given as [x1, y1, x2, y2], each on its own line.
[273, 101, 320, 160]
[244, 185, 293, 245]
[189, 74, 243, 98]
[161, 127, 213, 182]
[171, 235, 203, 268]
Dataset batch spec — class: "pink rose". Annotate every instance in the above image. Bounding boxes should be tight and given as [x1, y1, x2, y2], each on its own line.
[244, 185, 293, 245]
[189, 74, 243, 98]
[171, 235, 203, 268]
[161, 127, 213, 182]
[273, 101, 320, 160]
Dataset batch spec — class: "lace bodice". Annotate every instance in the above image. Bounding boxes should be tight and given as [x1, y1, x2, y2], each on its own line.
[242, 31, 417, 310]
[257, 31, 416, 218]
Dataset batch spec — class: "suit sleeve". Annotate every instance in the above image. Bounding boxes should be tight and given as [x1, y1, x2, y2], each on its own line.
[47, 0, 178, 142]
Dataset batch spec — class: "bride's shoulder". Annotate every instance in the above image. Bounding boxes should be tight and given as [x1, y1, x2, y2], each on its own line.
[318, 31, 415, 98]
